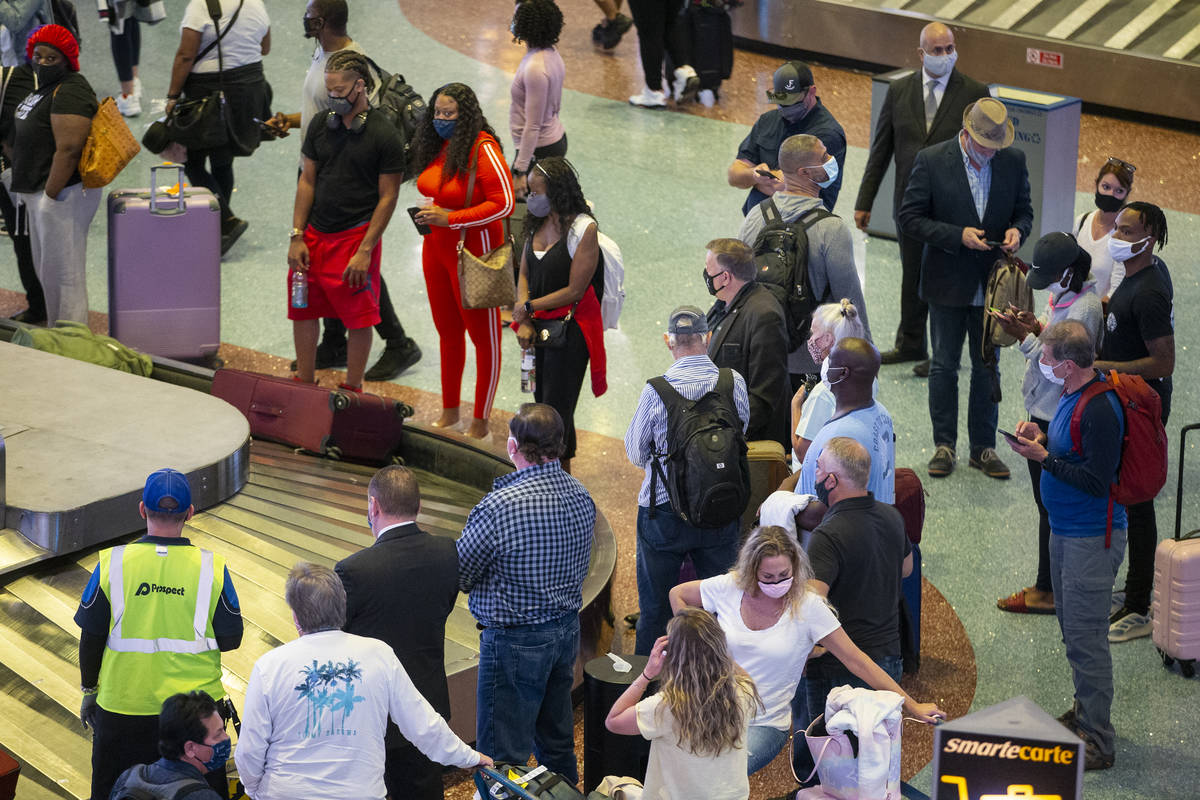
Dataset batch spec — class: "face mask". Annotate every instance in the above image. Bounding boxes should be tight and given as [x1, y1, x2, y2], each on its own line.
[526, 191, 551, 217]
[1094, 191, 1123, 213]
[703, 269, 722, 297]
[1107, 235, 1150, 263]
[922, 51, 957, 78]
[805, 155, 838, 189]
[510, 19, 517, 35]
[779, 100, 810, 123]
[433, 118, 457, 140]
[814, 473, 837, 506]
[807, 335, 830, 366]
[327, 85, 359, 115]
[965, 137, 994, 166]
[198, 738, 231, 773]
[34, 63, 66, 89]
[302, 16, 323, 38]
[824, 365, 848, 387]
[758, 577, 793, 599]
[1039, 359, 1066, 386]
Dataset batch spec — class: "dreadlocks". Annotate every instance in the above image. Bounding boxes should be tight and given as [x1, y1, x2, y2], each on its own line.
[1122, 201, 1169, 250]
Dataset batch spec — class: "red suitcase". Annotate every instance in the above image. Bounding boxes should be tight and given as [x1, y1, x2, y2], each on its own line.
[1153, 422, 1200, 677]
[108, 164, 221, 362]
[892, 467, 927, 544]
[0, 746, 18, 800]
[211, 368, 411, 463]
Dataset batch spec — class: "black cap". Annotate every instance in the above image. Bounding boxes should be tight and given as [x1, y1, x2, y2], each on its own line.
[766, 61, 814, 106]
[1027, 232, 1081, 290]
[668, 305, 708, 335]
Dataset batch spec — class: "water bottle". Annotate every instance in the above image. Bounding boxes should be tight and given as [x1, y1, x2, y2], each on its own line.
[290, 269, 308, 309]
[520, 348, 535, 394]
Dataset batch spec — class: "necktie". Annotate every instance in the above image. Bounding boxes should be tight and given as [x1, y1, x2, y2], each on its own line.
[925, 80, 938, 131]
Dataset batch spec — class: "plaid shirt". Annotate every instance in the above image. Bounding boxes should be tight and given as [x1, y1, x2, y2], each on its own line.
[457, 460, 596, 628]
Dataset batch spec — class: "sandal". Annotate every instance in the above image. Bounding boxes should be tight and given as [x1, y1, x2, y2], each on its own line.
[997, 586, 1056, 614]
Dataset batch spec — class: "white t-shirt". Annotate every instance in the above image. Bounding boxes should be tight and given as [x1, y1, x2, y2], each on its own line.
[1076, 209, 1125, 298]
[181, 0, 270, 74]
[236, 630, 477, 800]
[700, 574, 841, 730]
[636, 691, 754, 800]
[299, 40, 382, 137]
[798, 402, 895, 503]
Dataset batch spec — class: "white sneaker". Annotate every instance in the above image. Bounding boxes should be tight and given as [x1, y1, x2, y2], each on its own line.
[1108, 609, 1152, 643]
[672, 65, 699, 103]
[628, 87, 667, 108]
[698, 88, 715, 108]
[115, 92, 142, 117]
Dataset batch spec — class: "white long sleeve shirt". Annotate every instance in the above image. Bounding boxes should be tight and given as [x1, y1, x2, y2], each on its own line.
[236, 630, 478, 800]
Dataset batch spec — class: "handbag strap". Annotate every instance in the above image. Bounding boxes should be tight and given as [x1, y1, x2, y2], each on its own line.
[456, 140, 482, 251]
[195, 0, 244, 65]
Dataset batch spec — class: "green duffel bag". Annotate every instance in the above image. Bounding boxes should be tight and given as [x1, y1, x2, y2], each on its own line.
[11, 320, 154, 376]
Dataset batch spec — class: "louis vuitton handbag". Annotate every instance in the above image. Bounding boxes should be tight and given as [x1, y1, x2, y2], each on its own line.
[456, 144, 515, 309]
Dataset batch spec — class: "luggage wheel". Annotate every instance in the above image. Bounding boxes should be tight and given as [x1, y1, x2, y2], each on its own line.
[330, 393, 351, 411]
[390, 453, 406, 466]
[324, 445, 343, 461]
[1182, 660, 1196, 679]
[395, 401, 415, 419]
[1159, 647, 1174, 668]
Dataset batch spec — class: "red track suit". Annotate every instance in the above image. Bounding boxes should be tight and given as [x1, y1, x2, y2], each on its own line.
[417, 133, 514, 419]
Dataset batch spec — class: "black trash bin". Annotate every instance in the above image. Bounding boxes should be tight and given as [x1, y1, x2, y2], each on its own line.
[582, 654, 654, 793]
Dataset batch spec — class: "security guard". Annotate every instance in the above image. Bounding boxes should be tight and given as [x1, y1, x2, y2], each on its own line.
[75, 468, 243, 800]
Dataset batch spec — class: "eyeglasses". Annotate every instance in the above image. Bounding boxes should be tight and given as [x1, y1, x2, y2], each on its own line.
[1105, 156, 1136, 175]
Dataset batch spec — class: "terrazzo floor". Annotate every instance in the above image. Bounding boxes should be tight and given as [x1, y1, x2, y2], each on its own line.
[1, 0, 1198, 797]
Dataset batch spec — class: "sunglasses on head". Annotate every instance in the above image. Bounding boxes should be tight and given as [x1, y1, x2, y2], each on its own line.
[1105, 156, 1136, 175]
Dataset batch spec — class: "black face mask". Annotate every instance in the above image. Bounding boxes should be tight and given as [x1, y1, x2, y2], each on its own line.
[779, 99, 810, 124]
[1094, 191, 1123, 213]
[302, 16, 323, 38]
[703, 268, 721, 296]
[34, 63, 67, 90]
[814, 473, 836, 506]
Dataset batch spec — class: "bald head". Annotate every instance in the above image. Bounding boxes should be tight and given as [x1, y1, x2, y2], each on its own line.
[920, 22, 954, 51]
[829, 337, 880, 379]
[919, 22, 957, 77]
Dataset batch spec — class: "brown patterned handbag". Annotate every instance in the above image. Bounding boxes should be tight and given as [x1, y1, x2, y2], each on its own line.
[456, 143, 514, 309]
[78, 96, 142, 189]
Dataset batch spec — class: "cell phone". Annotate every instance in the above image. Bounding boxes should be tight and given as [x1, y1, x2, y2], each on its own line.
[755, 168, 776, 178]
[985, 240, 1005, 247]
[997, 428, 1020, 442]
[407, 206, 431, 235]
[252, 117, 281, 138]
[987, 306, 1006, 315]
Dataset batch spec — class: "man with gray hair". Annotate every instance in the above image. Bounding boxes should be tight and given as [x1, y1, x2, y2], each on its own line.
[625, 305, 750, 654]
[738, 133, 870, 384]
[1007, 320, 1125, 771]
[237, 563, 490, 799]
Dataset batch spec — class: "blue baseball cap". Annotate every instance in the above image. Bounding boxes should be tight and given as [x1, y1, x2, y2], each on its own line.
[143, 468, 192, 513]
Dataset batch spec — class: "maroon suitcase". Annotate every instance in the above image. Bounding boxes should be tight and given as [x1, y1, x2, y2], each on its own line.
[892, 467, 926, 544]
[327, 390, 411, 463]
[0, 746, 18, 800]
[108, 164, 221, 362]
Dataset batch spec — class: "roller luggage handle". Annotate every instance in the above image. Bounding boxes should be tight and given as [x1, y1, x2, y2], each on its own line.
[149, 163, 188, 216]
[473, 765, 562, 800]
[1174, 423, 1200, 541]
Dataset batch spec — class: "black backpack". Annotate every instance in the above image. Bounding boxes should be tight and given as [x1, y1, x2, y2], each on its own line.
[364, 56, 426, 155]
[49, 0, 82, 46]
[751, 197, 833, 351]
[648, 368, 750, 529]
[111, 764, 213, 800]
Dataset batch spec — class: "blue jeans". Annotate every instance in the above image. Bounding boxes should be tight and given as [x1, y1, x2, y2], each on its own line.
[928, 303, 998, 452]
[476, 613, 580, 782]
[790, 653, 904, 782]
[635, 503, 739, 655]
[1050, 529, 1126, 758]
[746, 724, 789, 774]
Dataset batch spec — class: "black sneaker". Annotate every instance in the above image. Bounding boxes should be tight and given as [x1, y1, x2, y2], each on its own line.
[364, 338, 422, 382]
[1083, 737, 1115, 771]
[1057, 704, 1077, 731]
[220, 217, 248, 256]
[969, 447, 1011, 479]
[928, 445, 956, 477]
[289, 340, 348, 372]
[592, 22, 605, 44]
[601, 13, 633, 49]
[11, 308, 47, 325]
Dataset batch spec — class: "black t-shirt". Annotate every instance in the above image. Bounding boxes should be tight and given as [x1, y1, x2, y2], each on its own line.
[524, 223, 604, 302]
[301, 108, 406, 233]
[1099, 256, 1174, 412]
[808, 493, 911, 660]
[10, 71, 98, 194]
[1, 66, 36, 149]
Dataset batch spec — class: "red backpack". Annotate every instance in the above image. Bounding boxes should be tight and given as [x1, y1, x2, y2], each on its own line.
[1070, 370, 1168, 544]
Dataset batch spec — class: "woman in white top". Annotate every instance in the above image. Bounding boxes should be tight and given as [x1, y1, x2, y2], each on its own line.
[789, 299, 869, 469]
[606, 608, 761, 800]
[165, 0, 272, 254]
[669, 526, 943, 774]
[1074, 157, 1135, 301]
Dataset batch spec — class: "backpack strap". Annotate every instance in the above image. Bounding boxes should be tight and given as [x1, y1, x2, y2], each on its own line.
[646, 376, 687, 519]
[795, 206, 833, 231]
[759, 197, 783, 225]
[1075, 212, 1089, 237]
[1068, 377, 1115, 456]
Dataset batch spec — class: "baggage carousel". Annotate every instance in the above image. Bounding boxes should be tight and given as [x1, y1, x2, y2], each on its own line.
[0, 337, 616, 799]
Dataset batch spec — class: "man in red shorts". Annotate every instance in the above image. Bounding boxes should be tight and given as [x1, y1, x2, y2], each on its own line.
[287, 49, 404, 391]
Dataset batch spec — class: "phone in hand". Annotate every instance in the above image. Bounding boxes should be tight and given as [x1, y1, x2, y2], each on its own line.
[985, 240, 1005, 247]
[755, 168, 776, 179]
[997, 428, 1020, 443]
[407, 206, 431, 235]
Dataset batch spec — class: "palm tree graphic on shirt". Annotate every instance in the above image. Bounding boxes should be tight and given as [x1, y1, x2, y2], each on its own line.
[294, 658, 365, 737]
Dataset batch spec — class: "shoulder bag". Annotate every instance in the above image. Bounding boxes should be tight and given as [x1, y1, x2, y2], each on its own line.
[456, 141, 515, 309]
[161, 0, 243, 150]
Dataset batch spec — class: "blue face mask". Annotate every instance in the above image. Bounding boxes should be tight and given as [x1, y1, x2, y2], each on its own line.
[807, 155, 839, 189]
[433, 119, 457, 140]
[526, 191, 551, 217]
[199, 738, 231, 773]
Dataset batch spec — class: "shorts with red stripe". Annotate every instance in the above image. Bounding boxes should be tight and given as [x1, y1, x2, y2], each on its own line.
[286, 223, 382, 329]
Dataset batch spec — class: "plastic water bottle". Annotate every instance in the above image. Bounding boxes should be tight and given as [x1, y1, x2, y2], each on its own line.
[520, 348, 535, 394]
[290, 269, 308, 309]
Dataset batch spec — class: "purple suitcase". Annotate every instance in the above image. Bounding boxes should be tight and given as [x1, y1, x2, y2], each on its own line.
[108, 163, 221, 361]
[1153, 422, 1200, 677]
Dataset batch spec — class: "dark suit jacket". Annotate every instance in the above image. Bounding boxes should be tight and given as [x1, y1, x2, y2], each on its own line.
[898, 138, 1034, 307]
[706, 282, 790, 448]
[854, 68, 991, 216]
[335, 522, 458, 728]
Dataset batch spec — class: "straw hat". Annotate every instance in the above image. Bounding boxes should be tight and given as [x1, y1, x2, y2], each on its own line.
[962, 98, 1014, 149]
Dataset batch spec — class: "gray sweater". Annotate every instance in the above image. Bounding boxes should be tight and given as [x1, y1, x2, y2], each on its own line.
[738, 192, 869, 374]
[1018, 281, 1104, 421]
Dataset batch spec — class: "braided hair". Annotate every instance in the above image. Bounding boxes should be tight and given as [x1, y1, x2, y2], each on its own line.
[408, 83, 501, 185]
[325, 49, 374, 95]
[1122, 201, 1169, 250]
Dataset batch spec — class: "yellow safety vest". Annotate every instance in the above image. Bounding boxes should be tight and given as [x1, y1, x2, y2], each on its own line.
[96, 542, 227, 715]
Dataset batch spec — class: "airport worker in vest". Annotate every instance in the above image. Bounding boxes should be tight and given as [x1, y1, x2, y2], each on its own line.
[74, 468, 244, 800]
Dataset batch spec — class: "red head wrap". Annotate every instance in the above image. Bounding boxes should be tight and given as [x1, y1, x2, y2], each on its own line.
[26, 24, 80, 72]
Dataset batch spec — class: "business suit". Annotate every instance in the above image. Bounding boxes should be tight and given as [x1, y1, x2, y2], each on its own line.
[855, 68, 990, 356]
[335, 521, 459, 800]
[898, 136, 1032, 453]
[706, 282, 790, 449]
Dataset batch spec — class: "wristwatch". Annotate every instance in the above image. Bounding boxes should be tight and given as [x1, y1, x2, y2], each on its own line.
[289, 227, 305, 239]
[523, 301, 533, 315]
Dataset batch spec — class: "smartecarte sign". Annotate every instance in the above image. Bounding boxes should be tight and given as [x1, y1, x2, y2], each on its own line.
[932, 696, 1082, 800]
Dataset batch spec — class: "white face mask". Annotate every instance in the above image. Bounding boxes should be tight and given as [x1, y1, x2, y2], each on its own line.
[758, 577, 793, 599]
[922, 51, 957, 78]
[1107, 235, 1150, 263]
[1039, 359, 1066, 386]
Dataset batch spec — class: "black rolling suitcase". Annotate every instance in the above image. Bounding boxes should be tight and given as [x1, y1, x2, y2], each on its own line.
[685, 3, 733, 92]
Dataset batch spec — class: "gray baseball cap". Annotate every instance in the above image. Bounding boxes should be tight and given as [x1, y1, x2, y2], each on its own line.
[668, 305, 709, 335]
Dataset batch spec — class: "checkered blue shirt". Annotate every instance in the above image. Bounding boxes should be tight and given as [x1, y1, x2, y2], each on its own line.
[958, 133, 991, 222]
[457, 460, 596, 628]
